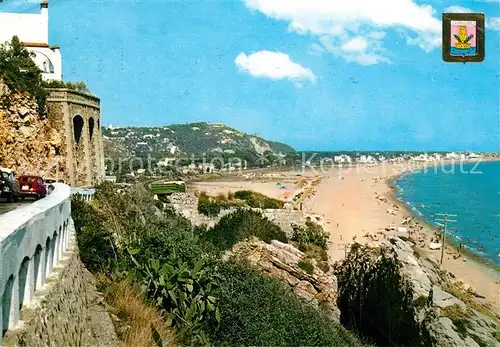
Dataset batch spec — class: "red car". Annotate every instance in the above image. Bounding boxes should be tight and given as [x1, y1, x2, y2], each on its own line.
[18, 175, 47, 200]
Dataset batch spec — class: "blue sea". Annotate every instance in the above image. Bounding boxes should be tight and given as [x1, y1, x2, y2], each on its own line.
[394, 161, 500, 266]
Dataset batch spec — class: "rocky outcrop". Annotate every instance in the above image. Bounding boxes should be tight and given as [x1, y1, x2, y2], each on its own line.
[383, 237, 500, 347]
[231, 238, 340, 321]
[0, 80, 66, 178]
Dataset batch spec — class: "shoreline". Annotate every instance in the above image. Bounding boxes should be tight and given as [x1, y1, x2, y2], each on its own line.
[188, 159, 500, 311]
[389, 175, 500, 272]
[388, 160, 500, 270]
[306, 160, 499, 312]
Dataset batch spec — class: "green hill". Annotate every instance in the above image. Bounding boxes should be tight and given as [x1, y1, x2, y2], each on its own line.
[102, 122, 296, 168]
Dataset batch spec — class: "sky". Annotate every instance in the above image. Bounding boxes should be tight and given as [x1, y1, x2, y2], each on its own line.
[1, 0, 499, 152]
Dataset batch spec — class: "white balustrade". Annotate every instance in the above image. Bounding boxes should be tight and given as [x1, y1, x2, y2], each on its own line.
[70, 187, 96, 202]
[0, 183, 72, 345]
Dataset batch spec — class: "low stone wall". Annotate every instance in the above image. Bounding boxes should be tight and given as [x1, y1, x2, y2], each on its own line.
[168, 193, 323, 235]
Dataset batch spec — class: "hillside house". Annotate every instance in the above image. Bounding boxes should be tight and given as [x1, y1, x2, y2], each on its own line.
[0, 1, 62, 81]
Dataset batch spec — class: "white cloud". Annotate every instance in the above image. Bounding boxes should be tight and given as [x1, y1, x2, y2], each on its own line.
[243, 0, 443, 64]
[367, 31, 387, 40]
[341, 37, 368, 51]
[444, 6, 473, 13]
[235, 51, 316, 85]
[486, 17, 500, 30]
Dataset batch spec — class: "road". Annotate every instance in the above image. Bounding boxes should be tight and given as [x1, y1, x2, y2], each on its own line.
[0, 199, 32, 215]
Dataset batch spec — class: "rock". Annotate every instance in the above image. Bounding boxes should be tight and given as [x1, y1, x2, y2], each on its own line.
[18, 106, 30, 117]
[294, 280, 318, 302]
[231, 238, 340, 321]
[429, 242, 442, 250]
[434, 317, 474, 347]
[433, 285, 466, 310]
[384, 235, 500, 347]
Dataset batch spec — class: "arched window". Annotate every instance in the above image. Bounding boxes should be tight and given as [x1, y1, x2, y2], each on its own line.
[18, 257, 30, 309]
[73, 115, 84, 144]
[89, 117, 95, 141]
[35, 51, 55, 73]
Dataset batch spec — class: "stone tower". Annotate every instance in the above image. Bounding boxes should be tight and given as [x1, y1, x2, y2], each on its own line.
[45, 89, 105, 187]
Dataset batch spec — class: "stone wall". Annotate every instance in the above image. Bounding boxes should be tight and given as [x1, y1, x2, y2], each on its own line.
[0, 184, 118, 346]
[168, 193, 324, 235]
[4, 244, 119, 347]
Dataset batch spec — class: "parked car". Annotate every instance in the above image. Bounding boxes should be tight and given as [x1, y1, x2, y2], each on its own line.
[18, 175, 47, 200]
[0, 167, 20, 202]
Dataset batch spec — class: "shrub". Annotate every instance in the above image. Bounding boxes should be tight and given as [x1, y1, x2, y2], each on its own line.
[200, 262, 362, 346]
[233, 190, 284, 209]
[71, 197, 117, 273]
[197, 192, 222, 217]
[123, 255, 221, 345]
[298, 260, 314, 274]
[42, 80, 91, 94]
[291, 218, 329, 249]
[317, 261, 330, 273]
[202, 210, 287, 251]
[197, 192, 243, 216]
[334, 245, 432, 346]
[128, 221, 203, 267]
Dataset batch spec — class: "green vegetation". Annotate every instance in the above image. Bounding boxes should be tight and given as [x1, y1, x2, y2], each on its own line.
[196, 191, 244, 217]
[334, 244, 433, 346]
[197, 193, 222, 217]
[201, 209, 287, 252]
[494, 329, 500, 342]
[0, 36, 91, 114]
[0, 36, 47, 113]
[102, 122, 299, 171]
[291, 218, 329, 249]
[72, 183, 360, 346]
[297, 259, 314, 275]
[442, 281, 499, 321]
[42, 80, 91, 94]
[197, 190, 284, 217]
[149, 181, 186, 195]
[71, 198, 116, 273]
[440, 304, 471, 338]
[200, 262, 361, 346]
[234, 190, 284, 209]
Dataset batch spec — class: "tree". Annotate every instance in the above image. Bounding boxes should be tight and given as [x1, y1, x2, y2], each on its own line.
[0, 36, 47, 113]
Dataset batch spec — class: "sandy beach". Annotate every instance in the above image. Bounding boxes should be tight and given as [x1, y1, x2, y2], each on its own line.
[190, 163, 500, 313]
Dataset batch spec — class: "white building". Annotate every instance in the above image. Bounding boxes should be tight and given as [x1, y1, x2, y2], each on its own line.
[0, 1, 62, 81]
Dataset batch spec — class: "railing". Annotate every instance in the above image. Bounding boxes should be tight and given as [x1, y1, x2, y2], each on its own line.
[0, 183, 72, 344]
[70, 187, 96, 202]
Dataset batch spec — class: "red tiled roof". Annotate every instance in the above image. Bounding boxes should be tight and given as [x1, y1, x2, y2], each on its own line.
[21, 42, 49, 48]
